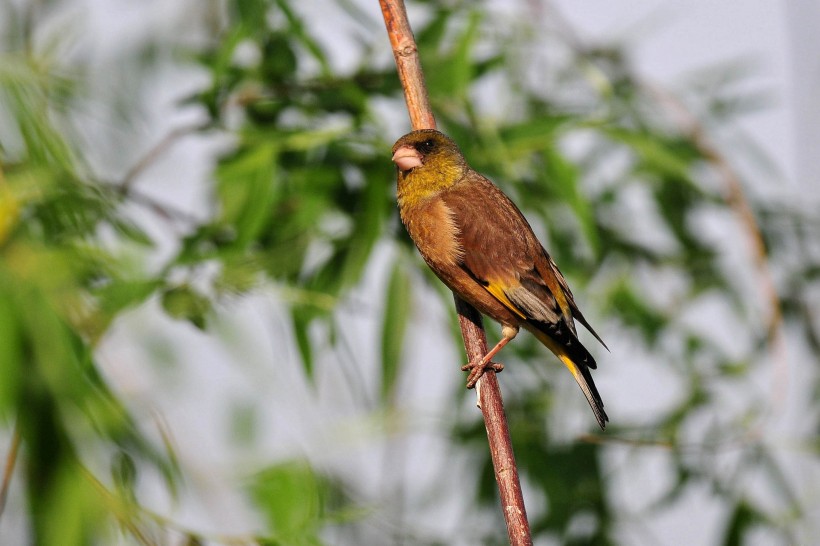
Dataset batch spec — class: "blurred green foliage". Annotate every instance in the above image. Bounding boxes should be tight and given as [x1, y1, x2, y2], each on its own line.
[249, 461, 326, 546]
[1, 0, 818, 544]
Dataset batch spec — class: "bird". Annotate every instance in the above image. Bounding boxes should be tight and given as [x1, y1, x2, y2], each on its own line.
[391, 129, 609, 429]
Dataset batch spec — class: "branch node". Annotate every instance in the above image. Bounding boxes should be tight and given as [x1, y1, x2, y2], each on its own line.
[396, 44, 417, 57]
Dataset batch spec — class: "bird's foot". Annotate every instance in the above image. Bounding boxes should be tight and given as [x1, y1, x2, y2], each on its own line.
[462, 358, 504, 389]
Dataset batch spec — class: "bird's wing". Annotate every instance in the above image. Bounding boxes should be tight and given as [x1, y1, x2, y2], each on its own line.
[442, 173, 584, 338]
[442, 173, 608, 429]
[541, 253, 608, 349]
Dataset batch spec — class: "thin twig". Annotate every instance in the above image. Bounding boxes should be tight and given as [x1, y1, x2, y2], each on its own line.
[81, 465, 260, 546]
[119, 123, 206, 192]
[107, 123, 208, 231]
[123, 186, 203, 228]
[0, 422, 20, 517]
[378, 1, 532, 544]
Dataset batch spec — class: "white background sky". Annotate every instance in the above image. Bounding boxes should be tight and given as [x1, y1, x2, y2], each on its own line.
[2, 0, 819, 544]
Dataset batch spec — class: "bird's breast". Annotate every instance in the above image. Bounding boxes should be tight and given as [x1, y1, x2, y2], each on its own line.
[400, 198, 464, 272]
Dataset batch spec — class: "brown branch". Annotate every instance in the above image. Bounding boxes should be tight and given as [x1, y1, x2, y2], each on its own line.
[378, 1, 532, 544]
[454, 298, 532, 545]
[380, 0, 436, 131]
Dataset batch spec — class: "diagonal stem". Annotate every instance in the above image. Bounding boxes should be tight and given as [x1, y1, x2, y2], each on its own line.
[453, 297, 531, 546]
[378, 0, 532, 543]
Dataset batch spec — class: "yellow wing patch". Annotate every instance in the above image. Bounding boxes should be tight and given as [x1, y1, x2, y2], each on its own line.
[483, 281, 527, 319]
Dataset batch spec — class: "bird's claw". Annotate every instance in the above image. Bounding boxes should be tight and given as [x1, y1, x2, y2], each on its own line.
[462, 358, 504, 389]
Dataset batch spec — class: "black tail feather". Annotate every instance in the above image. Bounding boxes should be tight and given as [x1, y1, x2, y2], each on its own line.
[526, 318, 608, 430]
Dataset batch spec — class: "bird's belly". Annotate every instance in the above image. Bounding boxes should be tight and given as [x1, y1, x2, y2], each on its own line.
[401, 200, 521, 328]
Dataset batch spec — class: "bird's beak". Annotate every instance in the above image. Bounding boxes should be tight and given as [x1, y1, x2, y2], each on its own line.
[391, 145, 423, 171]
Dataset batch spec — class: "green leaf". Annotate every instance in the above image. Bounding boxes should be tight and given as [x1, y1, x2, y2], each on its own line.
[539, 145, 600, 254]
[380, 261, 411, 402]
[110, 216, 153, 246]
[215, 142, 278, 249]
[161, 285, 211, 329]
[273, 0, 331, 76]
[261, 33, 298, 81]
[446, 10, 482, 99]
[416, 9, 451, 56]
[607, 279, 666, 343]
[598, 126, 697, 181]
[111, 450, 138, 503]
[306, 160, 386, 297]
[248, 460, 325, 545]
[235, 0, 272, 35]
[97, 279, 161, 316]
[499, 116, 568, 157]
[0, 54, 77, 166]
[215, 255, 261, 294]
[0, 281, 23, 415]
[337, 168, 386, 289]
[291, 306, 316, 379]
[722, 500, 764, 546]
[426, 10, 482, 100]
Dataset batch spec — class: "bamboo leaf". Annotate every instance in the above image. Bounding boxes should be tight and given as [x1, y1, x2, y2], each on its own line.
[539, 145, 600, 254]
[215, 142, 278, 249]
[607, 279, 666, 343]
[722, 500, 765, 546]
[380, 261, 411, 403]
[291, 306, 315, 380]
[0, 282, 22, 414]
[598, 126, 698, 182]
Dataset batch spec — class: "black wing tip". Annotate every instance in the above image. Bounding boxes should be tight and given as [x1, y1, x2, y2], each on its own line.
[573, 310, 609, 352]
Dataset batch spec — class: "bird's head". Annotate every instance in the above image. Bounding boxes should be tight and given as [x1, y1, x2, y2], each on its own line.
[391, 130, 468, 202]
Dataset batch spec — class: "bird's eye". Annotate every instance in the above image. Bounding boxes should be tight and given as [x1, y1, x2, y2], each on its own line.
[418, 139, 435, 152]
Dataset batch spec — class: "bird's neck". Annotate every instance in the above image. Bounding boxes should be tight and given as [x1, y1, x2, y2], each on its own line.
[396, 163, 465, 209]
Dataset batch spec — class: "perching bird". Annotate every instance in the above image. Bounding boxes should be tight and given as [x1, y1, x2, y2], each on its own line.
[391, 129, 609, 429]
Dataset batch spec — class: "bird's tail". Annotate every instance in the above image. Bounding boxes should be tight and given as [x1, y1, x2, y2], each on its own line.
[556, 352, 608, 430]
[527, 325, 609, 430]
